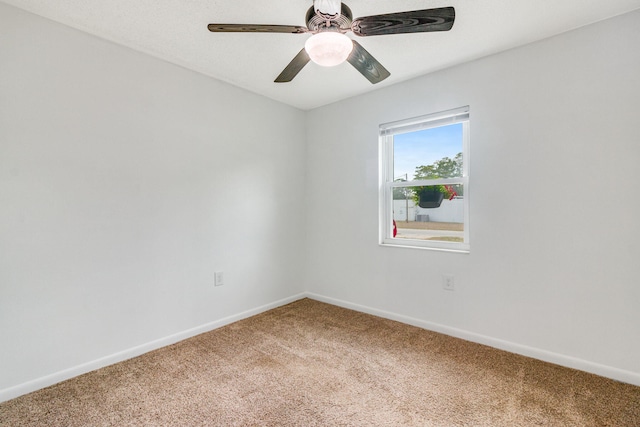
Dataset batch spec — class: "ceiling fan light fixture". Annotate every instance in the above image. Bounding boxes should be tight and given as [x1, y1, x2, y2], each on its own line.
[304, 32, 353, 67]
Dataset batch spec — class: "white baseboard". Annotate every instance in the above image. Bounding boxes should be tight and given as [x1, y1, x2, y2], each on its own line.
[0, 293, 307, 403]
[306, 292, 640, 387]
[3, 291, 638, 403]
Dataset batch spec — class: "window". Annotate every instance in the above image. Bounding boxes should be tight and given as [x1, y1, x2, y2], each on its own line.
[379, 106, 470, 252]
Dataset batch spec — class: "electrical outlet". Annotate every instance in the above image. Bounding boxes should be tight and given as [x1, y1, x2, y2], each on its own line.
[442, 275, 455, 291]
[214, 271, 224, 287]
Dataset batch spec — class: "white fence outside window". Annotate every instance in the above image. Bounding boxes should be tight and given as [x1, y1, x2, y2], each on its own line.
[393, 198, 463, 224]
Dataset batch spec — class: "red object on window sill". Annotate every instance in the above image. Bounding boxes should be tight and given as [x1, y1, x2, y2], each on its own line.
[393, 220, 397, 237]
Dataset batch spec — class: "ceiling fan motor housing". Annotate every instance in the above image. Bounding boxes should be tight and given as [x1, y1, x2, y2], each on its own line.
[306, 4, 352, 32]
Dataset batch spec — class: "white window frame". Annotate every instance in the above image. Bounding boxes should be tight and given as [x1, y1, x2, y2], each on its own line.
[379, 106, 470, 253]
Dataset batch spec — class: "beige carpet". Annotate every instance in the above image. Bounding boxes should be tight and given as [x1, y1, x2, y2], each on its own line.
[1, 298, 639, 426]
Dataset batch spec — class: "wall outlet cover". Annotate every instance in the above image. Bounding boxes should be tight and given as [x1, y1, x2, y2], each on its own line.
[442, 275, 455, 291]
[214, 271, 224, 286]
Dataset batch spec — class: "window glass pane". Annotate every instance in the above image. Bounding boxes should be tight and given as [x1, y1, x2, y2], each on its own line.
[380, 106, 469, 251]
[393, 123, 463, 181]
[393, 185, 464, 243]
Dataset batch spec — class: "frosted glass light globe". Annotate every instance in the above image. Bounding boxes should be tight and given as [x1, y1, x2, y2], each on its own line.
[304, 32, 353, 67]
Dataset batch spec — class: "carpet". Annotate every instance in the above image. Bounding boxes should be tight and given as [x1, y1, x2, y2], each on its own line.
[1, 298, 639, 426]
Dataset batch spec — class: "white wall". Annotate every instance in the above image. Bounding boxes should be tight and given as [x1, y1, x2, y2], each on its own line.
[0, 3, 306, 398]
[305, 10, 640, 384]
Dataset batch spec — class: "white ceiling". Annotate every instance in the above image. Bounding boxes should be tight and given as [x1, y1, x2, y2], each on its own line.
[4, 0, 640, 110]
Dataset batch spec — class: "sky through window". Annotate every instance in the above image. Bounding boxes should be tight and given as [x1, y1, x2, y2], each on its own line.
[393, 123, 463, 180]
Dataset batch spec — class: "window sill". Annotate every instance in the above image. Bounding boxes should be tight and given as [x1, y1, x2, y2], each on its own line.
[379, 240, 470, 254]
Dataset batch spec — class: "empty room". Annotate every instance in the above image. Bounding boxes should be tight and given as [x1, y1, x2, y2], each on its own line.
[1, 0, 639, 425]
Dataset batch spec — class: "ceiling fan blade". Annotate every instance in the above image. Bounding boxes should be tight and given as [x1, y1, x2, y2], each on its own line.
[347, 40, 390, 84]
[207, 24, 308, 34]
[274, 49, 311, 83]
[351, 7, 455, 37]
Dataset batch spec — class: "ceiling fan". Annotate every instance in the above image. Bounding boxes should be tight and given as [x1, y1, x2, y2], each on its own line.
[207, 0, 455, 84]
